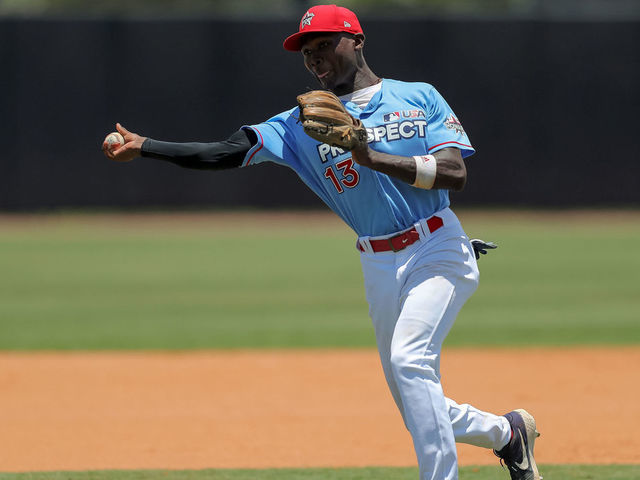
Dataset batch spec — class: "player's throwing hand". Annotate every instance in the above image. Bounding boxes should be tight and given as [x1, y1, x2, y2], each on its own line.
[102, 123, 146, 162]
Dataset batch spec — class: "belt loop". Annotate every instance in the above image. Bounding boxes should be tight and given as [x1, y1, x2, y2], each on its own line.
[357, 236, 374, 254]
[414, 219, 428, 240]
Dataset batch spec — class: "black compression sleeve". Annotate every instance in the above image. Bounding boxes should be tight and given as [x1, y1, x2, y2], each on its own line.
[140, 128, 257, 170]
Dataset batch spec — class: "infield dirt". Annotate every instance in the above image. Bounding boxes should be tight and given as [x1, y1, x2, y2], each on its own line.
[1, 347, 639, 472]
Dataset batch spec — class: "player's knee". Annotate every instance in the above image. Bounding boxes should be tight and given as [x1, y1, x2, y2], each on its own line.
[389, 346, 439, 382]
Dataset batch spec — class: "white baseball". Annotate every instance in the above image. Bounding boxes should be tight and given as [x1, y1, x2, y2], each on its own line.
[103, 132, 125, 152]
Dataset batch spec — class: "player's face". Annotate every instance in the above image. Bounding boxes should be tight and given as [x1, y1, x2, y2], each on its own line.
[300, 33, 360, 94]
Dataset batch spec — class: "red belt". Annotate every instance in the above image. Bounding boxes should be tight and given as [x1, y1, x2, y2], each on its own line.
[359, 215, 444, 253]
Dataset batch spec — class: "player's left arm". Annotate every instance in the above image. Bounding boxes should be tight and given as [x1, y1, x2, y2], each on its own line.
[351, 146, 466, 191]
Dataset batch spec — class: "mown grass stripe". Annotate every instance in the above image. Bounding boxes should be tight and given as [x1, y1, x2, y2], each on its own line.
[1, 211, 638, 350]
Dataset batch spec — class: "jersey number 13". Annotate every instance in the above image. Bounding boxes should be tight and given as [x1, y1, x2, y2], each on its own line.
[324, 158, 359, 194]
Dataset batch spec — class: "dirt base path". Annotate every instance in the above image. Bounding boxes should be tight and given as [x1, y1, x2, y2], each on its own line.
[1, 347, 638, 472]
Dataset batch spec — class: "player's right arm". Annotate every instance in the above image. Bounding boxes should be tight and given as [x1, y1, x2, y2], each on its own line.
[104, 123, 257, 169]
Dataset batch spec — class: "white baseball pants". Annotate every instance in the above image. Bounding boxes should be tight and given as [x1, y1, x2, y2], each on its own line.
[358, 208, 511, 480]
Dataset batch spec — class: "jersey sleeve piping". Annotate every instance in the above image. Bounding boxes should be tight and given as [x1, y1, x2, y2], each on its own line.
[242, 126, 264, 167]
[428, 140, 474, 152]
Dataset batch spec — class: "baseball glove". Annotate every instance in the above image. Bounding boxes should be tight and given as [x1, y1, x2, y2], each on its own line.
[297, 90, 368, 150]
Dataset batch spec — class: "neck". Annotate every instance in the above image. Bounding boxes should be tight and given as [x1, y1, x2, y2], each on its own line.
[332, 66, 380, 97]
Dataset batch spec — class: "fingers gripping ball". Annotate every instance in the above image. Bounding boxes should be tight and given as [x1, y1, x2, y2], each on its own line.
[103, 132, 125, 153]
[297, 90, 368, 150]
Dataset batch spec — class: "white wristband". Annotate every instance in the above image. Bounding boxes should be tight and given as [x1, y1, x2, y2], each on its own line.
[412, 155, 437, 189]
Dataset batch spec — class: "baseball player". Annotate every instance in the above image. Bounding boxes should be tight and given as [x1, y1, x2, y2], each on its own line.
[102, 5, 539, 480]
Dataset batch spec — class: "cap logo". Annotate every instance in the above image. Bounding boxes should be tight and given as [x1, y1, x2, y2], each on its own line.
[344, 21, 351, 27]
[300, 11, 314, 29]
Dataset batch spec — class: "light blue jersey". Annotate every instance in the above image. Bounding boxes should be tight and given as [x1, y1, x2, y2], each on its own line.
[242, 79, 474, 237]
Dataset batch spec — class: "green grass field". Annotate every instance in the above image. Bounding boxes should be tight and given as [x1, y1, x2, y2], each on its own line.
[1, 210, 638, 350]
[1, 465, 640, 480]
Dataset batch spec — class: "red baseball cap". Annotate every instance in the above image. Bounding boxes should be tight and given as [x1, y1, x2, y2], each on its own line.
[283, 4, 363, 52]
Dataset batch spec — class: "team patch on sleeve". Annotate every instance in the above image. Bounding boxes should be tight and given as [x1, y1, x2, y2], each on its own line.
[444, 114, 466, 136]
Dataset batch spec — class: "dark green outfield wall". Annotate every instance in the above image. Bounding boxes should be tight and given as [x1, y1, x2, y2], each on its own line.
[1, 19, 638, 210]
